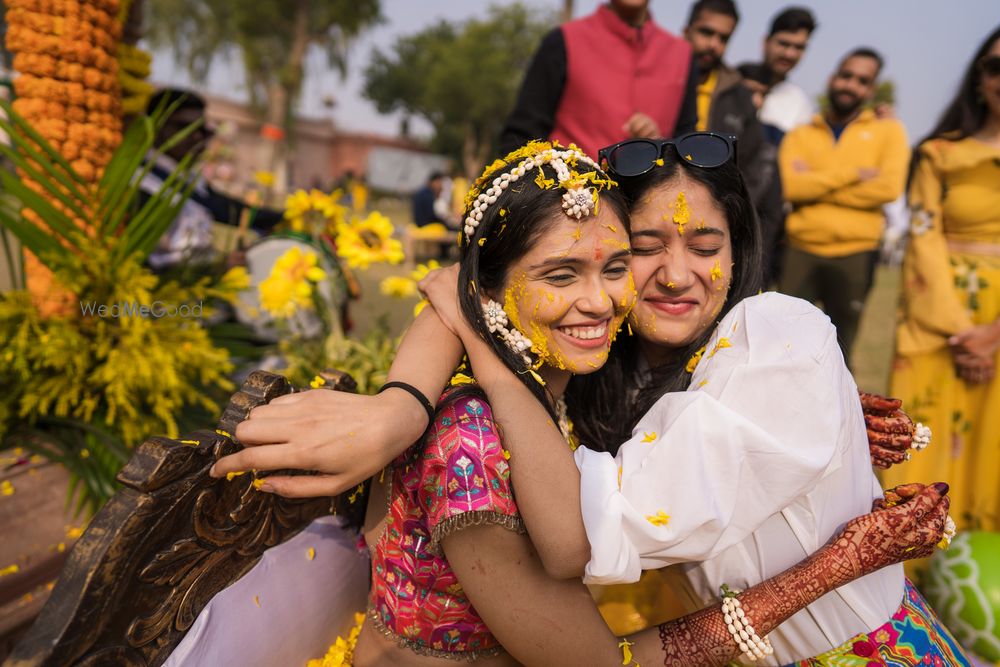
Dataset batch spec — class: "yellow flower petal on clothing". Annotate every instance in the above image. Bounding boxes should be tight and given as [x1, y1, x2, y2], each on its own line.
[450, 373, 475, 386]
[685, 346, 706, 373]
[253, 595, 261, 608]
[618, 638, 637, 665]
[0, 564, 19, 577]
[307, 547, 316, 561]
[646, 511, 671, 527]
[641, 431, 657, 443]
[502, 449, 511, 460]
[708, 337, 732, 358]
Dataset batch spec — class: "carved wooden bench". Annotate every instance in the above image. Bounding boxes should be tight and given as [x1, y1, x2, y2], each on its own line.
[4, 370, 363, 667]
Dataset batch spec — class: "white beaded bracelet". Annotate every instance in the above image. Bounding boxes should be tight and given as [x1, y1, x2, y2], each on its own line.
[721, 587, 774, 662]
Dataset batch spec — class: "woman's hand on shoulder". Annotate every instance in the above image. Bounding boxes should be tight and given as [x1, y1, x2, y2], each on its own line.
[210, 388, 428, 497]
[833, 481, 950, 577]
[418, 263, 465, 336]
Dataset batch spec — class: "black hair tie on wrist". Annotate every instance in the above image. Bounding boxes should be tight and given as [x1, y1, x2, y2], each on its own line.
[378, 381, 435, 426]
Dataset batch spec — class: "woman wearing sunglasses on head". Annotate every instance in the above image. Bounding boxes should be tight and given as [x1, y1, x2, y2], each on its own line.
[882, 26, 1000, 535]
[213, 140, 952, 667]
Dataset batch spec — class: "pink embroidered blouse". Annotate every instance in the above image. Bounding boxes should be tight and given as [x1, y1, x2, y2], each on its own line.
[367, 392, 525, 660]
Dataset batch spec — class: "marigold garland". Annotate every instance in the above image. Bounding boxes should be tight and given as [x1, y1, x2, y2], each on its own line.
[5, 0, 125, 312]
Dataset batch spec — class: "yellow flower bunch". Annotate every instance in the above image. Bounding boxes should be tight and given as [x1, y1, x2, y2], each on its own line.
[284, 188, 349, 234]
[335, 211, 405, 270]
[258, 246, 327, 318]
[306, 612, 366, 667]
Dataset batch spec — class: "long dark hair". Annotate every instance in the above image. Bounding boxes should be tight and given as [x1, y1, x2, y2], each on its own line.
[446, 145, 630, 423]
[567, 155, 763, 454]
[922, 26, 1000, 145]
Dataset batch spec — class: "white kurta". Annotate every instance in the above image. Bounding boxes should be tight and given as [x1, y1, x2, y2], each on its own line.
[575, 293, 904, 664]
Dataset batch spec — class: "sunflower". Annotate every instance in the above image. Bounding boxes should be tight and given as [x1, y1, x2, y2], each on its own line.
[335, 211, 404, 270]
[258, 247, 326, 318]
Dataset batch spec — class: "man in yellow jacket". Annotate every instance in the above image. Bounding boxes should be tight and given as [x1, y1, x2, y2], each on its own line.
[778, 47, 910, 365]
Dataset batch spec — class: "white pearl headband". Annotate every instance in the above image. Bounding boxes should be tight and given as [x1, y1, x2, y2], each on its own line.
[463, 148, 606, 242]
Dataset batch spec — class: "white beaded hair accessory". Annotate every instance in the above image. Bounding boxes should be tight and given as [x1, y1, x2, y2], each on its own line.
[905, 423, 931, 461]
[484, 299, 534, 366]
[463, 143, 607, 242]
[720, 585, 774, 662]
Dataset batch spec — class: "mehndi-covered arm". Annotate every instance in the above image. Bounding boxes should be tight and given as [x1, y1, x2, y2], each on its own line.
[443, 483, 948, 666]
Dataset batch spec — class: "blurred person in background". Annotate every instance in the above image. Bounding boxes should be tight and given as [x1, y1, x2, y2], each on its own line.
[141, 88, 282, 272]
[883, 26, 1000, 532]
[777, 48, 910, 365]
[759, 7, 817, 145]
[682, 0, 767, 205]
[500, 0, 697, 158]
[739, 61, 785, 284]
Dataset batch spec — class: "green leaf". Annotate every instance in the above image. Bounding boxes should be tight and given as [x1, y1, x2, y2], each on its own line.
[0, 169, 83, 252]
[0, 203, 66, 266]
[0, 130, 90, 209]
[0, 99, 90, 191]
[117, 150, 199, 261]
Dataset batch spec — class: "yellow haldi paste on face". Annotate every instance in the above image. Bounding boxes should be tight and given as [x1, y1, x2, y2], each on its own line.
[672, 191, 691, 234]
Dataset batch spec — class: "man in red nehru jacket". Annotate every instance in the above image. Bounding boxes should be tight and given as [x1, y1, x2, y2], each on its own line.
[499, 0, 697, 158]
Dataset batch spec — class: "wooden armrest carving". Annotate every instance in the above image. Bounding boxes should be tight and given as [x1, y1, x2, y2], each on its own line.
[5, 370, 355, 667]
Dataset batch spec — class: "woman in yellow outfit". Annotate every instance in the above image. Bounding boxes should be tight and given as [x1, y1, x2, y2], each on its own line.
[885, 26, 1000, 531]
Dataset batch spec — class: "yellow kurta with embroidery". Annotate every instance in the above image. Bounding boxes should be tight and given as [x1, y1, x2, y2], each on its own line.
[884, 136, 1000, 531]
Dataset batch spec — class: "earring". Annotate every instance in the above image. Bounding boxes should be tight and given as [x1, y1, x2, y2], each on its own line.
[484, 299, 534, 366]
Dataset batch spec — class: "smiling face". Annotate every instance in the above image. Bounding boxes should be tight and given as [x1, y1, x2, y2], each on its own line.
[627, 175, 732, 363]
[500, 203, 635, 379]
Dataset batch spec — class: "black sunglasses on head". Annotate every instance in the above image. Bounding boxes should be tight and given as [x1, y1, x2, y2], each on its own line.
[598, 132, 738, 178]
[979, 55, 1000, 77]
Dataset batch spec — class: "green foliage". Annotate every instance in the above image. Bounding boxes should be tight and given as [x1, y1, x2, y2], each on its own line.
[280, 317, 397, 396]
[0, 101, 234, 515]
[363, 3, 554, 174]
[145, 0, 381, 120]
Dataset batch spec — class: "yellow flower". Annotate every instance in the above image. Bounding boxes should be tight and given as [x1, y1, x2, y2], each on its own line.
[258, 247, 326, 317]
[709, 260, 724, 283]
[283, 188, 348, 234]
[646, 511, 671, 527]
[671, 191, 690, 235]
[254, 170, 275, 187]
[218, 265, 251, 293]
[685, 346, 706, 373]
[641, 431, 657, 443]
[380, 276, 417, 298]
[449, 373, 475, 386]
[335, 211, 405, 269]
[1, 480, 13, 496]
[410, 259, 441, 282]
[708, 337, 732, 358]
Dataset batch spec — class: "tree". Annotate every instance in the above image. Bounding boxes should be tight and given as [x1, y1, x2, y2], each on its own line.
[146, 0, 381, 186]
[363, 3, 553, 178]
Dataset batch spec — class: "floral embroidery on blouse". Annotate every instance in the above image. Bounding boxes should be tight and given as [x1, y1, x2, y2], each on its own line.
[368, 392, 525, 660]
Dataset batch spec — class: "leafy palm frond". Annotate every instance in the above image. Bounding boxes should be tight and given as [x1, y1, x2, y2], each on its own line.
[0, 97, 205, 273]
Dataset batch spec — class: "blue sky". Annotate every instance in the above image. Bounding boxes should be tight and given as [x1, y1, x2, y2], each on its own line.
[149, 0, 1000, 143]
